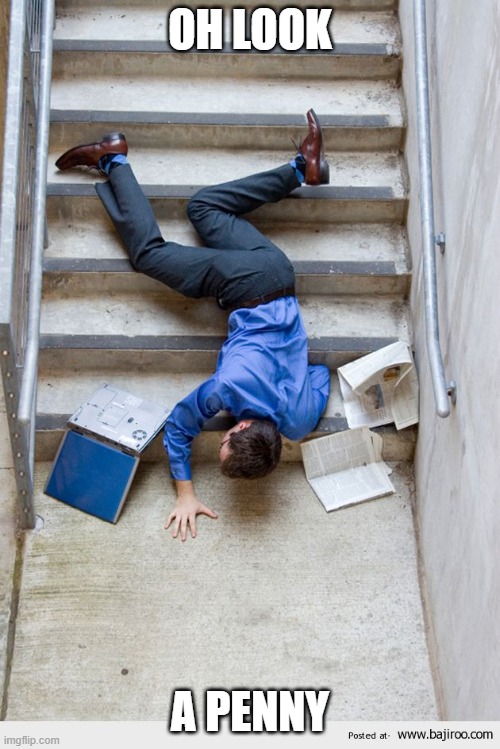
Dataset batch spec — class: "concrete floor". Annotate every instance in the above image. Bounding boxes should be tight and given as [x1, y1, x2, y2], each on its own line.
[3, 458, 437, 721]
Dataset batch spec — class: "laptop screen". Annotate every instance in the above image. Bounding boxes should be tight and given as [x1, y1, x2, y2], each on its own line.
[45, 430, 139, 523]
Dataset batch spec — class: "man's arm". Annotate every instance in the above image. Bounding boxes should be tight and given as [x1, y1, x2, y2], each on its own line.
[163, 377, 223, 538]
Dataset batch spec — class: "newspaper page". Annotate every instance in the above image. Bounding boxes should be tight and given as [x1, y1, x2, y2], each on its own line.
[338, 341, 419, 430]
[301, 428, 395, 512]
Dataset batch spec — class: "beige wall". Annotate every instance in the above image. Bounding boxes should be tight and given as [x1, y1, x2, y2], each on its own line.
[400, 0, 500, 720]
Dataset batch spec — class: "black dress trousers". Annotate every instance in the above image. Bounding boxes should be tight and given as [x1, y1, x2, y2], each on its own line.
[95, 163, 298, 309]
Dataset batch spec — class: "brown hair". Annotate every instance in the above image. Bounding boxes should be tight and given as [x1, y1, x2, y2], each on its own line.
[220, 420, 282, 479]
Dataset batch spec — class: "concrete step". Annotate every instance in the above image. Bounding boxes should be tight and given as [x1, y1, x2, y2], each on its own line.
[50, 65, 402, 114]
[42, 257, 411, 296]
[45, 189, 409, 253]
[46, 185, 407, 223]
[50, 113, 405, 152]
[52, 37, 401, 80]
[48, 145, 406, 190]
[55, 3, 401, 46]
[45, 205, 409, 263]
[37, 331, 404, 373]
[34, 366, 416, 464]
[55, 0, 397, 13]
[36, 368, 346, 421]
[40, 286, 411, 338]
[35, 417, 416, 464]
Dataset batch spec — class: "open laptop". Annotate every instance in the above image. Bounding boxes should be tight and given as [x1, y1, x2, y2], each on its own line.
[45, 383, 170, 523]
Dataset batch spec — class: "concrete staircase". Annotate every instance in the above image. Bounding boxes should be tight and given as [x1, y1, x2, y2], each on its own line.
[38, 0, 414, 466]
[3, 0, 439, 723]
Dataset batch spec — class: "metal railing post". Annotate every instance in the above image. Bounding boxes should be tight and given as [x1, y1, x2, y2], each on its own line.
[0, 0, 55, 528]
[0, 0, 36, 528]
[18, 0, 55, 425]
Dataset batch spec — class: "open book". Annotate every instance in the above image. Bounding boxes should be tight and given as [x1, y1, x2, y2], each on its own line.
[301, 427, 395, 512]
[338, 340, 419, 430]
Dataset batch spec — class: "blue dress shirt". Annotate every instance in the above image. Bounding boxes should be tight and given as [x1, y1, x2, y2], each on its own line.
[164, 296, 330, 480]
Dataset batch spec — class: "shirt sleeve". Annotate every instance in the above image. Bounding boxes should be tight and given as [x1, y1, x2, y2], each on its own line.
[163, 376, 224, 481]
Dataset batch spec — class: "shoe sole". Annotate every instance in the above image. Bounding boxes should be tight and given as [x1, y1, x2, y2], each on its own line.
[319, 160, 330, 184]
[305, 109, 330, 184]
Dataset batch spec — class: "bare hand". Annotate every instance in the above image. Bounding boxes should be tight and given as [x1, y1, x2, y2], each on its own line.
[165, 481, 217, 541]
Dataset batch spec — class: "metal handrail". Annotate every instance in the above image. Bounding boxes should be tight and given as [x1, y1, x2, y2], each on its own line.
[18, 0, 55, 425]
[413, 0, 455, 417]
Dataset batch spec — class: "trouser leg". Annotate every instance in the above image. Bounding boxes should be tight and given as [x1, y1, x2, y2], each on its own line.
[95, 164, 224, 298]
[187, 164, 300, 251]
[95, 162, 298, 305]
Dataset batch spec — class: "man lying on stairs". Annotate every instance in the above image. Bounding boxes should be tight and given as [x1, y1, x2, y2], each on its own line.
[55, 109, 331, 541]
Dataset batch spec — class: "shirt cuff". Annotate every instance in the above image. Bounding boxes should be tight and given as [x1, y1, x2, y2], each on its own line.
[169, 463, 192, 482]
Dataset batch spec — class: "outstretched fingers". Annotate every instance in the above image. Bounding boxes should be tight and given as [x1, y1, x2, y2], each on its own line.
[164, 503, 218, 541]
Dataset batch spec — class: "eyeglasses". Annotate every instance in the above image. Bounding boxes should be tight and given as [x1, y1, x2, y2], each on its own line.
[219, 437, 231, 451]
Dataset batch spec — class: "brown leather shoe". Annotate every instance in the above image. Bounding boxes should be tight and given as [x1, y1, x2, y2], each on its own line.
[298, 109, 329, 185]
[55, 132, 128, 173]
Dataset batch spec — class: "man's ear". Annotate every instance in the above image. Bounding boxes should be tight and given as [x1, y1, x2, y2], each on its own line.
[237, 419, 254, 430]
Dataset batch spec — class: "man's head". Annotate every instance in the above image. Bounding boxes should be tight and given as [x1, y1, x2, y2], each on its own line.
[219, 419, 282, 479]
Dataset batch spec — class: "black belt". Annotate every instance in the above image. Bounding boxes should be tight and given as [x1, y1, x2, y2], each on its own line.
[229, 286, 296, 312]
